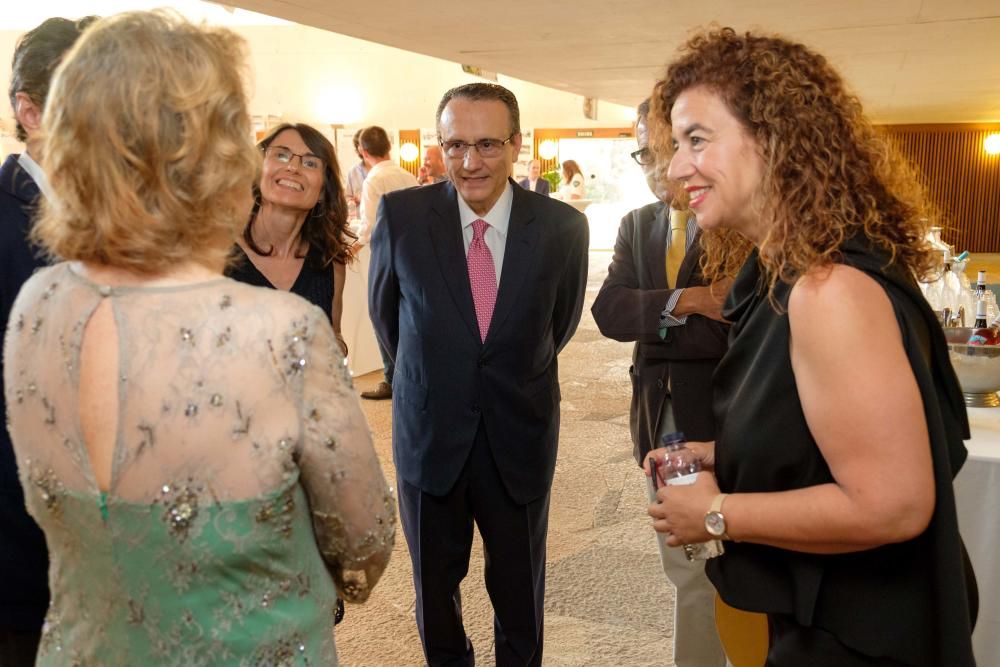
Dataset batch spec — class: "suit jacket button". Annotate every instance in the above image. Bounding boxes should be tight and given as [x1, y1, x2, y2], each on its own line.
[656, 379, 665, 390]
[471, 404, 480, 413]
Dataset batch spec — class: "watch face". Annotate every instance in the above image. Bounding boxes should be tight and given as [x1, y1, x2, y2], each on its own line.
[705, 511, 726, 537]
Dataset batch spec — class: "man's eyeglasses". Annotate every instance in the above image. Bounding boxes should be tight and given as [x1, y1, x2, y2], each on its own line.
[630, 147, 655, 166]
[264, 146, 325, 171]
[440, 134, 516, 159]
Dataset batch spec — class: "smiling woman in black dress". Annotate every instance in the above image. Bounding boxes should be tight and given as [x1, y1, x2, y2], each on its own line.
[227, 123, 355, 357]
[644, 28, 976, 666]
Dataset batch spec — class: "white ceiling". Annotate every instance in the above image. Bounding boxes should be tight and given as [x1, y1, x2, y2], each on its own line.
[227, 0, 1000, 124]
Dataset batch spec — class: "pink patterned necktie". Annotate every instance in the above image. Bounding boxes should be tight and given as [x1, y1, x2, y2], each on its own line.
[467, 218, 497, 342]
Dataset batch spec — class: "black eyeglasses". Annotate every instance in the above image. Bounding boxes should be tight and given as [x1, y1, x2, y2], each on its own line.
[630, 147, 654, 166]
[264, 146, 325, 171]
[439, 134, 516, 158]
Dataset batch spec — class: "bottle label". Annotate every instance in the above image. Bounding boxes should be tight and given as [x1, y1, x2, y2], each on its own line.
[665, 471, 700, 486]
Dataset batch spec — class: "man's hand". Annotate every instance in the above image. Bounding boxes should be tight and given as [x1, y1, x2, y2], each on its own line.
[674, 279, 733, 321]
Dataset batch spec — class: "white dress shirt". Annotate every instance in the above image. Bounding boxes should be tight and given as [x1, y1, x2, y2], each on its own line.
[18, 151, 52, 200]
[358, 159, 418, 245]
[458, 182, 513, 283]
[660, 206, 700, 328]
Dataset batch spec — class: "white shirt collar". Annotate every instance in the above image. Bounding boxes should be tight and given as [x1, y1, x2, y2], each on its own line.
[18, 151, 53, 200]
[458, 181, 513, 235]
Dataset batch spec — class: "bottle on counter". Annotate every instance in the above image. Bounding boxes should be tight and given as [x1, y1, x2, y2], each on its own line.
[939, 252, 961, 314]
[974, 271, 988, 298]
[659, 431, 724, 561]
[968, 301, 1000, 346]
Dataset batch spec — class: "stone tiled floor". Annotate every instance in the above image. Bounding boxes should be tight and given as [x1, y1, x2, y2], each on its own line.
[336, 250, 677, 666]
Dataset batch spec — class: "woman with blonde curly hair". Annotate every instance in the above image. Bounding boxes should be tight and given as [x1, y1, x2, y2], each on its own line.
[644, 28, 976, 665]
[4, 11, 394, 665]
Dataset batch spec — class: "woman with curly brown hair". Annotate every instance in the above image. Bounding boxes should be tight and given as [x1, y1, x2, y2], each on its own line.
[644, 28, 976, 666]
[227, 123, 357, 357]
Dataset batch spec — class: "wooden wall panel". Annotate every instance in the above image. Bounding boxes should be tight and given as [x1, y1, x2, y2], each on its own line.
[880, 123, 1000, 252]
[397, 129, 421, 178]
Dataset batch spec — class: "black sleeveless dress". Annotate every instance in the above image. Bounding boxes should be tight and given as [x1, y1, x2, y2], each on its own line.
[708, 237, 976, 666]
[225, 244, 333, 322]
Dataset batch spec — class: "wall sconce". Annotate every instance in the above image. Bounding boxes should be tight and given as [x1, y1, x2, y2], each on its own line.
[984, 133, 1000, 156]
[399, 142, 420, 162]
[538, 139, 558, 161]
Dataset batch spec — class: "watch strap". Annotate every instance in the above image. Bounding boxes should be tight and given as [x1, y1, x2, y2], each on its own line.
[707, 493, 730, 540]
[710, 493, 728, 514]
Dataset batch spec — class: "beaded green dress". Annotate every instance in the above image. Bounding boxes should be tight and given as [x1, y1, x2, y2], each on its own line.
[4, 264, 396, 666]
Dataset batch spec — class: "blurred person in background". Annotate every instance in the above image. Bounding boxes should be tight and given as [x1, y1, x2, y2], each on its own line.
[355, 124, 417, 401]
[418, 144, 447, 184]
[555, 158, 586, 200]
[0, 15, 96, 666]
[592, 97, 734, 667]
[4, 11, 394, 665]
[344, 128, 367, 208]
[226, 122, 355, 358]
[646, 28, 976, 666]
[517, 159, 550, 196]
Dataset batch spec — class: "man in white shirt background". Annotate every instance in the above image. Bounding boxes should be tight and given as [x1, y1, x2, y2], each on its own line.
[344, 128, 368, 210]
[356, 125, 418, 400]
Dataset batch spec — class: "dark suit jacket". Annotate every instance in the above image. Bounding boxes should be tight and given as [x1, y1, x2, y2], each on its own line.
[517, 176, 550, 196]
[369, 179, 588, 504]
[0, 153, 50, 629]
[591, 201, 728, 466]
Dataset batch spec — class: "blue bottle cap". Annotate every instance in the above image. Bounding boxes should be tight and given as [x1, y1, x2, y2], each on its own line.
[661, 431, 686, 446]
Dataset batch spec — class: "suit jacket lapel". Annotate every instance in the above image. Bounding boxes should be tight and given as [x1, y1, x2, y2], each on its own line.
[428, 182, 481, 342]
[487, 180, 539, 346]
[0, 154, 41, 205]
[644, 203, 669, 290]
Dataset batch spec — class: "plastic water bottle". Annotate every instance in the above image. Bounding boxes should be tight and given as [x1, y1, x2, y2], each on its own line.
[660, 431, 724, 561]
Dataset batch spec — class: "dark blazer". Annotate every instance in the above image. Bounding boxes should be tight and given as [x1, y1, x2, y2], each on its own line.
[369, 179, 588, 504]
[0, 153, 50, 629]
[591, 201, 728, 465]
[517, 176, 550, 196]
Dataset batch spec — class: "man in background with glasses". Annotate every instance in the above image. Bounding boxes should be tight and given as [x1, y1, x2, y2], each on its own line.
[369, 82, 588, 666]
[592, 99, 731, 667]
[356, 124, 418, 400]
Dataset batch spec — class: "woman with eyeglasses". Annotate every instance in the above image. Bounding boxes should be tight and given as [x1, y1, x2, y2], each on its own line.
[4, 12, 394, 664]
[227, 123, 356, 357]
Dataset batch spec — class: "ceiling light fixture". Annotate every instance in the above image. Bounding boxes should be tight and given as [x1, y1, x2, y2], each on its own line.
[538, 140, 558, 161]
[399, 142, 420, 162]
[984, 133, 1000, 155]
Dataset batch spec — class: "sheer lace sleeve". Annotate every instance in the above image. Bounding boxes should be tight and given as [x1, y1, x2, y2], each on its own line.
[292, 308, 395, 603]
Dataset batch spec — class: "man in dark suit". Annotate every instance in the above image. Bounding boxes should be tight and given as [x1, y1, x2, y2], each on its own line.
[1, 16, 95, 666]
[591, 100, 730, 667]
[517, 159, 550, 196]
[369, 82, 588, 667]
